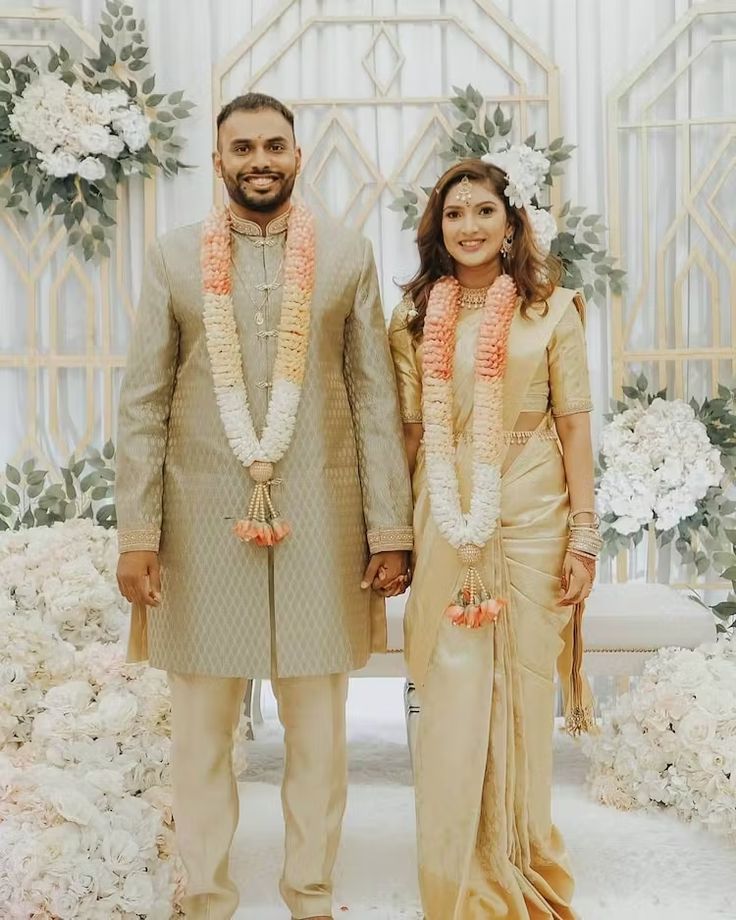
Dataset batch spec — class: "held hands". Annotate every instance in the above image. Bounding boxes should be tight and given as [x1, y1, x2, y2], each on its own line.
[558, 551, 593, 606]
[361, 550, 410, 597]
[117, 551, 162, 608]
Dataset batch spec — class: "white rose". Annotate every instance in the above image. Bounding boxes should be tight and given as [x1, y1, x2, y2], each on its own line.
[119, 869, 155, 912]
[77, 156, 107, 182]
[96, 689, 138, 734]
[46, 784, 98, 826]
[100, 827, 140, 873]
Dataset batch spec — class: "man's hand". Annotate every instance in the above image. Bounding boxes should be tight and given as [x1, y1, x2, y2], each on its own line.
[117, 551, 162, 607]
[361, 550, 409, 592]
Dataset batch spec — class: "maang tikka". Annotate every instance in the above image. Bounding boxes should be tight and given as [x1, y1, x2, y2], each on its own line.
[455, 175, 473, 206]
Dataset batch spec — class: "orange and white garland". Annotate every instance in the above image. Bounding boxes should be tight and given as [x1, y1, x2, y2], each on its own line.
[201, 203, 316, 547]
[422, 274, 518, 627]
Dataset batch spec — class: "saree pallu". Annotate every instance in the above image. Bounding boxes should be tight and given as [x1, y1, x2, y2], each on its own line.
[403, 289, 594, 920]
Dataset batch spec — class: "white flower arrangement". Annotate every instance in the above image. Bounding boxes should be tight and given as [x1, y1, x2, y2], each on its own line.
[596, 378, 736, 584]
[585, 641, 736, 840]
[598, 398, 724, 536]
[0, 1, 193, 259]
[0, 519, 250, 917]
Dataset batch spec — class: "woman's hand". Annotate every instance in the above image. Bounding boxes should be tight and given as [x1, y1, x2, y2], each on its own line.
[558, 551, 593, 606]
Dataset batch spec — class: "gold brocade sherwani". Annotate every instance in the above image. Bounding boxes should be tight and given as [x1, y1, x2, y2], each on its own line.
[116, 208, 413, 678]
[389, 287, 593, 920]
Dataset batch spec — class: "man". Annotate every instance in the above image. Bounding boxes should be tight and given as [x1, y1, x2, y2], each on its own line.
[115, 93, 413, 920]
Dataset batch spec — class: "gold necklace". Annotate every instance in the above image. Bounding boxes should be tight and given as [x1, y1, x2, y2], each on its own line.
[459, 285, 489, 310]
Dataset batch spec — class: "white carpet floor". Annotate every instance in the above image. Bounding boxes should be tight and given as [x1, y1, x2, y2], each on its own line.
[231, 679, 736, 920]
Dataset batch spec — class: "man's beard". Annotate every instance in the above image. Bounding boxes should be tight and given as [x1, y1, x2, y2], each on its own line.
[222, 169, 296, 213]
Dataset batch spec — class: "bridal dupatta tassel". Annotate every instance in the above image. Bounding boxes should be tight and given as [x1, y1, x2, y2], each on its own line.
[561, 600, 597, 735]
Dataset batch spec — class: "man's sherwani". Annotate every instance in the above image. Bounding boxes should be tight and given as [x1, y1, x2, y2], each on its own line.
[116, 208, 413, 677]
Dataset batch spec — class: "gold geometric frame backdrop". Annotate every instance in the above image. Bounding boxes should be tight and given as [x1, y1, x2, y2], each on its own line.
[607, 2, 736, 583]
[0, 9, 155, 468]
[214, 0, 561, 239]
[609, 2, 736, 400]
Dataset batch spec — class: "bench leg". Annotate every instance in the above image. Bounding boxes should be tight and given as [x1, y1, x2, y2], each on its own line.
[404, 679, 420, 775]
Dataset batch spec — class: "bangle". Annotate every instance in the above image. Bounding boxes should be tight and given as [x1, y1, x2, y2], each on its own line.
[568, 550, 597, 580]
[568, 509, 601, 528]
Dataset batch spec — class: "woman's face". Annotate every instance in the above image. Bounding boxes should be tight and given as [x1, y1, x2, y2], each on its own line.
[441, 177, 510, 271]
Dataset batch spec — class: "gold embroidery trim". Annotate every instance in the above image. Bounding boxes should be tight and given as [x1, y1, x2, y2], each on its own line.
[367, 527, 414, 553]
[552, 399, 593, 417]
[118, 529, 160, 552]
[229, 207, 290, 237]
[401, 412, 423, 424]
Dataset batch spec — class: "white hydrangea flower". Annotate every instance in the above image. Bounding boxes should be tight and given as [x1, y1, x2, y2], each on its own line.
[37, 150, 79, 177]
[598, 397, 723, 534]
[482, 144, 550, 208]
[113, 105, 151, 152]
[526, 205, 557, 255]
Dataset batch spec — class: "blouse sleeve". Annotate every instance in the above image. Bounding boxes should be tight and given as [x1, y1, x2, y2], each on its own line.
[388, 298, 423, 424]
[548, 295, 593, 417]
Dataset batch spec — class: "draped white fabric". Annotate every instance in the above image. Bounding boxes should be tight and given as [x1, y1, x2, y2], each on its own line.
[0, 0, 730, 466]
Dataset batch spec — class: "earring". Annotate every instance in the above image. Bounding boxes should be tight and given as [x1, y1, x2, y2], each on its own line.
[501, 232, 514, 258]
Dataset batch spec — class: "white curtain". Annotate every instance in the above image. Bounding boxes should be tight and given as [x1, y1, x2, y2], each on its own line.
[0, 0, 728, 466]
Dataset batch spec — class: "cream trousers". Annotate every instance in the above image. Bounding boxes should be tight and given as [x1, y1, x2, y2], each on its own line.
[169, 671, 349, 920]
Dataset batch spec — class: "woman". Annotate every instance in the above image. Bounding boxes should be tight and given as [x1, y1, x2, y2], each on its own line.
[387, 156, 601, 919]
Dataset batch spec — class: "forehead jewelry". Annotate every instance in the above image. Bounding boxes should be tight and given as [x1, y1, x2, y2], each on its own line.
[455, 175, 473, 205]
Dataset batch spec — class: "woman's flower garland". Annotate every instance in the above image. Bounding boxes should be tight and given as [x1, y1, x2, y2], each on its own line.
[422, 274, 517, 627]
[201, 203, 316, 547]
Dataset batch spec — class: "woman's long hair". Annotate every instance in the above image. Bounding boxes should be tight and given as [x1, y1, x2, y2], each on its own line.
[403, 158, 561, 338]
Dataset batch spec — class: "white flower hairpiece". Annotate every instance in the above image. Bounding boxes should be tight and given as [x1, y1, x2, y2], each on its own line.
[481, 144, 557, 255]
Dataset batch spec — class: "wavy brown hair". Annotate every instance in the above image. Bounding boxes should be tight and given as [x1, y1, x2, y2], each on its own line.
[403, 158, 561, 338]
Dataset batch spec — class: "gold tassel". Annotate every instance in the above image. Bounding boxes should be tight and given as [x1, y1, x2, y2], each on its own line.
[564, 601, 597, 736]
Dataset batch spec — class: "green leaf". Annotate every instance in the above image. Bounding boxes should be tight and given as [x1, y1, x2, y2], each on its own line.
[101, 24, 114, 39]
[6, 486, 20, 506]
[131, 46, 148, 60]
[146, 92, 165, 107]
[493, 105, 504, 126]
[26, 483, 44, 500]
[0, 51, 11, 70]
[26, 470, 47, 486]
[142, 75, 155, 94]
[5, 464, 20, 485]
[96, 505, 116, 525]
[91, 486, 109, 501]
[128, 60, 145, 72]
[64, 501, 77, 521]
[172, 106, 190, 119]
[637, 373, 648, 391]
[21, 458, 35, 475]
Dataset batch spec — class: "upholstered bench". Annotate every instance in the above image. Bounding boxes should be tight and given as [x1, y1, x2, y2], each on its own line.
[250, 583, 715, 724]
[352, 581, 716, 678]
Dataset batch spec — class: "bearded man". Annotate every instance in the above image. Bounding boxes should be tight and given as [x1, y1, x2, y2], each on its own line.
[115, 92, 413, 920]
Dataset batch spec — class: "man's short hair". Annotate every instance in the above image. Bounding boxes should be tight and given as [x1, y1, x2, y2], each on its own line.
[216, 93, 295, 143]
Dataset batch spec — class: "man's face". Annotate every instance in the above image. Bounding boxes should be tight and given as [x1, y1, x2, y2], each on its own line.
[214, 107, 301, 213]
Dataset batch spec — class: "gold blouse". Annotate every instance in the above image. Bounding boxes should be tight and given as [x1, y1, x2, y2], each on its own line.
[388, 291, 592, 425]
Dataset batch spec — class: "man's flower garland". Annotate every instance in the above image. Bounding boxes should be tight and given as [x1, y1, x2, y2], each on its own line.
[201, 203, 316, 547]
[422, 274, 517, 628]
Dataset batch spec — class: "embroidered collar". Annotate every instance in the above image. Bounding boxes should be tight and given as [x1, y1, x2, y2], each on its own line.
[228, 207, 291, 237]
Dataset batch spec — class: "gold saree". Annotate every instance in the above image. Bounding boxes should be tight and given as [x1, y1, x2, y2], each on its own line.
[389, 287, 593, 920]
